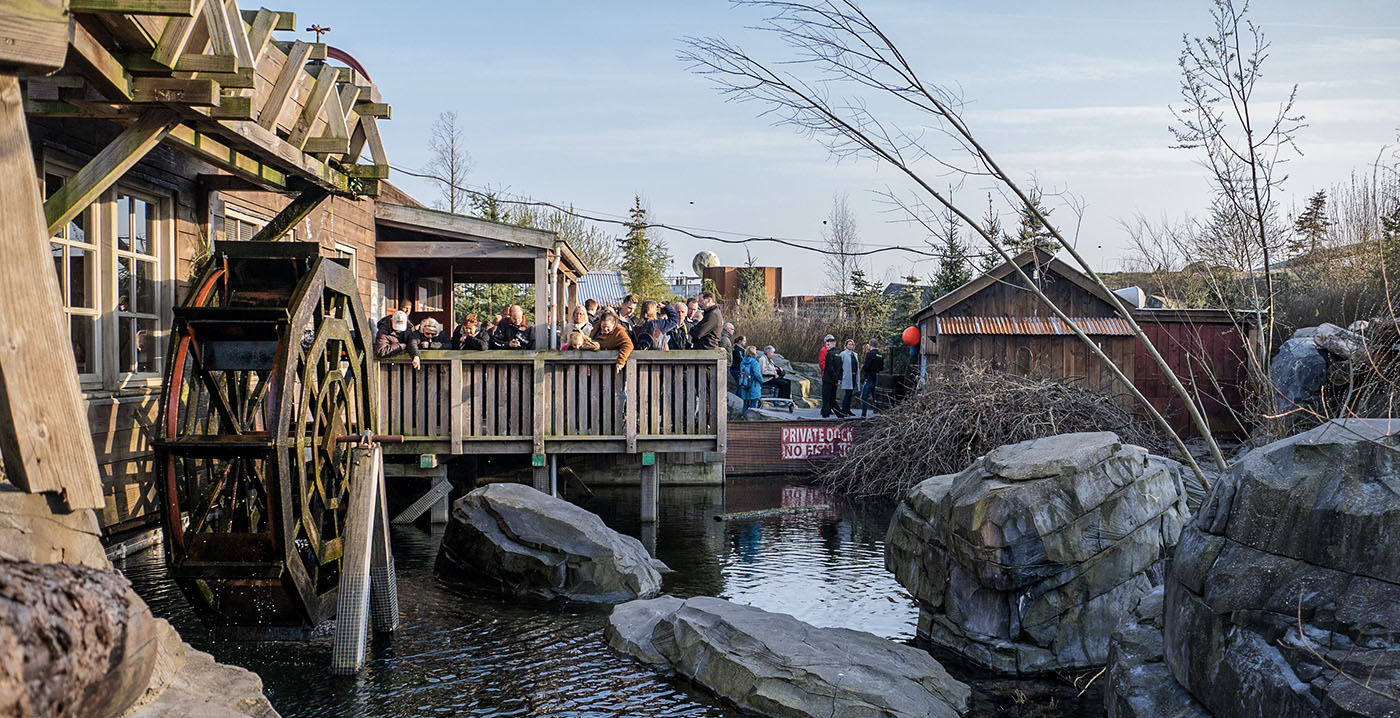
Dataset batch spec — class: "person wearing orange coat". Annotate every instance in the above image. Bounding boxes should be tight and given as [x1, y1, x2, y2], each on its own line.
[590, 309, 633, 373]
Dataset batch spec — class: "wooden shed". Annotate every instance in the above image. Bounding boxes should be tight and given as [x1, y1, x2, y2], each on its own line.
[912, 250, 1260, 436]
[913, 249, 1138, 402]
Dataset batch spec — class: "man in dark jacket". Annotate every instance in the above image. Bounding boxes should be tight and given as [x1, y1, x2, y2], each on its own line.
[690, 291, 723, 350]
[490, 305, 534, 349]
[859, 339, 884, 417]
[730, 335, 747, 387]
[819, 336, 842, 417]
[374, 310, 421, 369]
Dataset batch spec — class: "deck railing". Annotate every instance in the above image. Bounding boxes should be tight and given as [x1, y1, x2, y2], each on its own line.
[378, 350, 728, 456]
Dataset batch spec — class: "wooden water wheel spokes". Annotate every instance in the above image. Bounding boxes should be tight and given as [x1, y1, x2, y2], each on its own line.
[156, 243, 375, 631]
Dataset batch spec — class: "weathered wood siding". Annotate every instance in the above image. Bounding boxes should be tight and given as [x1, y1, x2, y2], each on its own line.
[1134, 319, 1252, 437]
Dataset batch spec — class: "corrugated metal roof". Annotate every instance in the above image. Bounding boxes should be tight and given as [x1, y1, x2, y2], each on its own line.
[936, 316, 1134, 336]
[576, 271, 627, 308]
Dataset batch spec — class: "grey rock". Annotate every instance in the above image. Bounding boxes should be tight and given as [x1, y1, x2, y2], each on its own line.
[1104, 587, 1209, 718]
[607, 595, 970, 717]
[435, 483, 662, 603]
[1312, 322, 1367, 359]
[1269, 337, 1327, 410]
[1347, 319, 1370, 333]
[121, 619, 279, 718]
[886, 432, 1190, 674]
[1162, 418, 1400, 718]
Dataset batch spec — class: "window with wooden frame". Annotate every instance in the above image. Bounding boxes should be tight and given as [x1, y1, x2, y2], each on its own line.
[333, 242, 357, 277]
[113, 191, 161, 378]
[44, 162, 173, 392]
[46, 172, 100, 380]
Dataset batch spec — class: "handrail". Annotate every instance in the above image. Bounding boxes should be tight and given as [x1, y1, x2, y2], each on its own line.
[377, 350, 727, 456]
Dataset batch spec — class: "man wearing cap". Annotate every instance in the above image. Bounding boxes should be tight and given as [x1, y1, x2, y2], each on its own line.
[817, 333, 835, 373]
[374, 310, 421, 369]
[819, 335, 841, 418]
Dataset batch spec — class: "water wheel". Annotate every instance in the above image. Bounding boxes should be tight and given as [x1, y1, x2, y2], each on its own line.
[155, 241, 376, 630]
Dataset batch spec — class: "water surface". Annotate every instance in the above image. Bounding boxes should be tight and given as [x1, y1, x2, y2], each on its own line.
[122, 478, 916, 717]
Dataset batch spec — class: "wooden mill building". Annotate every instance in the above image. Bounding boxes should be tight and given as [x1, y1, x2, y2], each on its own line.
[913, 249, 1258, 435]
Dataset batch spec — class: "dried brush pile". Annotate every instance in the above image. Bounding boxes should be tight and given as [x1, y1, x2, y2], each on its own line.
[817, 363, 1166, 501]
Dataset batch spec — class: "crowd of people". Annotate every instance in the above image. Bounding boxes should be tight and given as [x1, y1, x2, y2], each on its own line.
[373, 291, 726, 374]
[374, 292, 884, 420]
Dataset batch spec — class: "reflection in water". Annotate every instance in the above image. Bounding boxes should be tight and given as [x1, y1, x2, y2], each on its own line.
[121, 477, 916, 717]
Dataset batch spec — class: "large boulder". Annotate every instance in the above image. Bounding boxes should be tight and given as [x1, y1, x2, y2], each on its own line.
[1104, 586, 1209, 718]
[885, 432, 1190, 674]
[435, 483, 663, 603]
[606, 595, 970, 718]
[1270, 336, 1327, 411]
[1162, 418, 1400, 717]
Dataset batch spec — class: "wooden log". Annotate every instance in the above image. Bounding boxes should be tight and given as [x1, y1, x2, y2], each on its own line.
[0, 77, 105, 511]
[0, 559, 158, 718]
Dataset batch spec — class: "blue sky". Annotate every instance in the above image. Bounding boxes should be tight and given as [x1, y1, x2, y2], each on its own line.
[295, 1, 1400, 294]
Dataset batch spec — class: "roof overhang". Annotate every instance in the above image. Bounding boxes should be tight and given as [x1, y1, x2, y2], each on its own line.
[374, 202, 589, 279]
[914, 248, 1118, 322]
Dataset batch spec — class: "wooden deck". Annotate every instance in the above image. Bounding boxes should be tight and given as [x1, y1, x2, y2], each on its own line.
[377, 350, 729, 457]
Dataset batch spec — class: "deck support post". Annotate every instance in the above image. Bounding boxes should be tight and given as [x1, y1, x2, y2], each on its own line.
[531, 453, 549, 493]
[640, 452, 659, 523]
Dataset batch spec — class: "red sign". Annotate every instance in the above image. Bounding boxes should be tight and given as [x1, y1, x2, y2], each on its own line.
[780, 425, 853, 460]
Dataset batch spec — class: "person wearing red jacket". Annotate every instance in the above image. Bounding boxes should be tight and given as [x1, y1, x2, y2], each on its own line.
[817, 333, 835, 372]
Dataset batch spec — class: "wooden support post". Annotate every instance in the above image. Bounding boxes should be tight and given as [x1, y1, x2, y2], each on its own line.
[449, 358, 463, 455]
[533, 255, 549, 349]
[332, 445, 380, 675]
[368, 444, 398, 633]
[640, 452, 659, 523]
[625, 356, 638, 453]
[715, 354, 728, 454]
[248, 186, 328, 241]
[532, 356, 545, 455]
[43, 108, 180, 235]
[531, 453, 548, 494]
[0, 76, 104, 511]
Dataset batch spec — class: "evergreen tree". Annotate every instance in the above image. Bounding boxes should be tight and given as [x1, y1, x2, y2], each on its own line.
[978, 195, 1004, 272]
[1005, 187, 1057, 254]
[931, 206, 972, 297]
[1290, 189, 1330, 256]
[840, 268, 892, 344]
[733, 250, 773, 319]
[618, 195, 672, 299]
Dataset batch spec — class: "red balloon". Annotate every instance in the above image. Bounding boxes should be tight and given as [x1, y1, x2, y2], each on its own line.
[902, 326, 920, 346]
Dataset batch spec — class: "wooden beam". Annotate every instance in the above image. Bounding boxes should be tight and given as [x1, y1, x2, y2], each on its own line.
[249, 187, 328, 241]
[210, 93, 252, 119]
[0, 75, 105, 510]
[67, 18, 135, 100]
[96, 13, 163, 51]
[246, 8, 278, 64]
[221, 0, 255, 70]
[70, 0, 198, 15]
[151, 0, 207, 68]
[203, 117, 351, 192]
[354, 101, 390, 118]
[272, 39, 323, 60]
[256, 39, 310, 129]
[0, 0, 69, 73]
[359, 114, 387, 165]
[130, 76, 219, 104]
[375, 203, 558, 249]
[374, 242, 538, 260]
[286, 63, 337, 149]
[534, 256, 549, 350]
[163, 123, 287, 189]
[123, 51, 237, 73]
[242, 7, 293, 31]
[201, 0, 237, 59]
[43, 109, 180, 235]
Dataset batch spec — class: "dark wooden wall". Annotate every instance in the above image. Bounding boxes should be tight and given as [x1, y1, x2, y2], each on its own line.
[1135, 321, 1252, 437]
[942, 270, 1117, 318]
[936, 334, 1137, 403]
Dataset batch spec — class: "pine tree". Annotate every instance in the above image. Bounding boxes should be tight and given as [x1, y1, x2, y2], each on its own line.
[1006, 187, 1057, 254]
[1290, 190, 1330, 256]
[931, 206, 972, 297]
[618, 195, 672, 299]
[979, 195, 1004, 272]
[734, 250, 773, 319]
